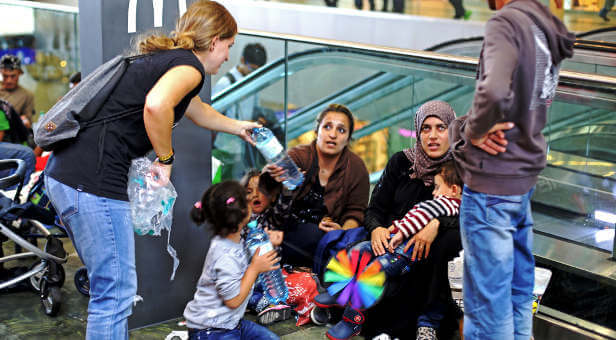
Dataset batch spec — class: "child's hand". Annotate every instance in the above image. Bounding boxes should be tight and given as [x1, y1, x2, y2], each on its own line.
[388, 232, 404, 253]
[319, 217, 342, 232]
[250, 248, 280, 274]
[265, 228, 284, 247]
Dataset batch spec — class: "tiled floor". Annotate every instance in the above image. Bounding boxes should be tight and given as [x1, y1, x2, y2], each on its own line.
[0, 234, 356, 340]
[274, 0, 616, 33]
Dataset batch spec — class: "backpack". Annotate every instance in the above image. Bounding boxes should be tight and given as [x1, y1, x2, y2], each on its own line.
[34, 54, 143, 151]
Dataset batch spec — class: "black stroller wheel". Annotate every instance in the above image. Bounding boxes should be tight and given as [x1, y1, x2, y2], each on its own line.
[40, 279, 62, 316]
[74, 266, 89, 296]
[28, 261, 66, 293]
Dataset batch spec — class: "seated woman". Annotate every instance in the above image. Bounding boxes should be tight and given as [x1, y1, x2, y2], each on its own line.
[361, 101, 463, 340]
[264, 104, 370, 268]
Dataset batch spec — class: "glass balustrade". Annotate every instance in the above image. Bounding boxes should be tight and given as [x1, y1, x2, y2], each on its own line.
[213, 30, 616, 256]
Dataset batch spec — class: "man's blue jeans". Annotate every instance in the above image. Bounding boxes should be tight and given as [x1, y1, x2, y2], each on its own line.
[188, 319, 279, 340]
[45, 175, 137, 340]
[460, 186, 535, 340]
[0, 142, 35, 188]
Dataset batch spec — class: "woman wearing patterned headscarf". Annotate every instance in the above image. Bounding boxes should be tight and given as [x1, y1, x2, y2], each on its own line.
[362, 100, 463, 339]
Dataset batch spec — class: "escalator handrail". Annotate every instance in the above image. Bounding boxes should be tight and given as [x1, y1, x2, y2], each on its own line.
[236, 29, 616, 90]
[575, 26, 616, 39]
[425, 36, 484, 52]
[425, 35, 616, 56]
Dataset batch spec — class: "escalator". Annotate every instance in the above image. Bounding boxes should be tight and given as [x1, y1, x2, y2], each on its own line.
[213, 30, 616, 339]
[426, 27, 616, 76]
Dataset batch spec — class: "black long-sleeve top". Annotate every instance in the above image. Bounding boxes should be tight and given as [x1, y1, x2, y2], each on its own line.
[364, 151, 434, 234]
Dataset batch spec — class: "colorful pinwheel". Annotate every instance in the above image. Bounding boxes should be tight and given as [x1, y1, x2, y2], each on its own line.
[323, 249, 386, 310]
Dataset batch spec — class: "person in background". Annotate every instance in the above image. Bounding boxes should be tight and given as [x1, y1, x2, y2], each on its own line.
[450, 0, 471, 20]
[599, 0, 613, 21]
[69, 72, 81, 89]
[0, 99, 35, 187]
[212, 43, 267, 96]
[0, 54, 35, 129]
[449, 0, 574, 338]
[44, 2, 260, 339]
[212, 43, 273, 180]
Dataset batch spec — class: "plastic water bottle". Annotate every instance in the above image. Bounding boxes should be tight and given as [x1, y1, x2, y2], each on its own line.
[245, 220, 289, 304]
[252, 127, 304, 190]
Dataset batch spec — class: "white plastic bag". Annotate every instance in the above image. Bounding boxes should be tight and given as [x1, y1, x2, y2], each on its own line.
[127, 157, 179, 280]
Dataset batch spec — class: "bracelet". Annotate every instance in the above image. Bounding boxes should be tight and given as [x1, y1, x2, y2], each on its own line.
[158, 150, 174, 165]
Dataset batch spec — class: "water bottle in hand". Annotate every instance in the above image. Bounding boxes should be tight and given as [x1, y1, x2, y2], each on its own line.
[252, 127, 304, 190]
[245, 220, 289, 304]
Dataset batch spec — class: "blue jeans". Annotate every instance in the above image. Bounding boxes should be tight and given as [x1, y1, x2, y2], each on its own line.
[0, 142, 35, 189]
[188, 319, 279, 340]
[45, 175, 137, 340]
[460, 186, 535, 340]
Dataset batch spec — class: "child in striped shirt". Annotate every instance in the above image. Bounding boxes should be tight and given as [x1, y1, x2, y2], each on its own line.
[388, 161, 462, 255]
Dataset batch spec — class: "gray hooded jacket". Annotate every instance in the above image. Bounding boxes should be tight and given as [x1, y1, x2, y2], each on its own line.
[449, 0, 575, 195]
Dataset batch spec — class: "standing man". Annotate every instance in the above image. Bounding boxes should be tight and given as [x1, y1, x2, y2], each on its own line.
[0, 55, 35, 129]
[449, 0, 574, 339]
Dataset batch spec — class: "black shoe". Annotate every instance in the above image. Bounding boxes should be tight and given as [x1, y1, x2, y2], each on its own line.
[599, 12, 610, 22]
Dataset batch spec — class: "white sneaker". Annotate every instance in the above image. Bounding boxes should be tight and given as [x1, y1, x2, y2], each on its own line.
[372, 333, 392, 340]
[416, 326, 438, 340]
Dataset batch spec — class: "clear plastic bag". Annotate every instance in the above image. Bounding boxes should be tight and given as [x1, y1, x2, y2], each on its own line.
[128, 157, 176, 235]
[127, 157, 179, 280]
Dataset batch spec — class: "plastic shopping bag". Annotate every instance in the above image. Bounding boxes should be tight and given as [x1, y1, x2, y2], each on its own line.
[127, 157, 179, 280]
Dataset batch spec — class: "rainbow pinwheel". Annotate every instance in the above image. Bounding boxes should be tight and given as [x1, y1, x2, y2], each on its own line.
[323, 249, 386, 310]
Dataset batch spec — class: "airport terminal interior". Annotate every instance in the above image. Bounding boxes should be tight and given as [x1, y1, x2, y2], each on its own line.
[1, 0, 615, 339]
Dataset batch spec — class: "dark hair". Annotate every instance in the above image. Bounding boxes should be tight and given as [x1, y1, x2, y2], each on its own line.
[242, 43, 267, 67]
[69, 72, 81, 84]
[439, 161, 462, 188]
[191, 181, 248, 237]
[137, 0, 237, 54]
[240, 169, 281, 202]
[0, 54, 22, 72]
[315, 103, 355, 141]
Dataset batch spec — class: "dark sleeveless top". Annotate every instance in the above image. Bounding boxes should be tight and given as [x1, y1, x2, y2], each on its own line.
[47, 49, 205, 201]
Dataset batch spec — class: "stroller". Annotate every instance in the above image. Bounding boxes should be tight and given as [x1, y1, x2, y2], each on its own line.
[0, 159, 68, 316]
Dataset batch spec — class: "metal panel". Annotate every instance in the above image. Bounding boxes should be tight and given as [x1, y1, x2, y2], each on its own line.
[534, 311, 615, 340]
